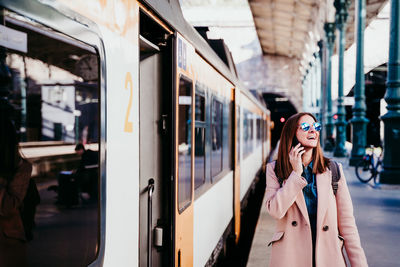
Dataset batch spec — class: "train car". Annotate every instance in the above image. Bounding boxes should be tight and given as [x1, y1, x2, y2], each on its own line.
[0, 0, 271, 266]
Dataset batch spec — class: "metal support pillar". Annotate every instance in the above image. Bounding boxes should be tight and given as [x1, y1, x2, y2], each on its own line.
[318, 41, 325, 146]
[380, 0, 400, 184]
[324, 23, 335, 151]
[350, 0, 369, 166]
[334, 0, 350, 157]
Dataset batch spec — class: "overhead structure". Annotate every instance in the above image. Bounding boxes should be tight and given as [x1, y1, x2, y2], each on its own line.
[248, 0, 388, 76]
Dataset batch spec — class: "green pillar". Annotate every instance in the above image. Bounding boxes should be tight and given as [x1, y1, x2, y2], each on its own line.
[318, 41, 325, 146]
[324, 23, 335, 151]
[350, 0, 369, 166]
[302, 76, 306, 111]
[380, 0, 400, 184]
[74, 110, 81, 144]
[334, 0, 350, 157]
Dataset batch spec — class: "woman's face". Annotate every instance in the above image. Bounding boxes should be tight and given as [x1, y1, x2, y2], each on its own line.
[295, 115, 320, 148]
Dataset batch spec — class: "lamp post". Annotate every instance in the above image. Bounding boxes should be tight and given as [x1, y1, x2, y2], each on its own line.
[74, 109, 81, 144]
[350, 0, 369, 166]
[324, 22, 335, 151]
[334, 0, 350, 157]
[380, 0, 400, 184]
[318, 40, 325, 146]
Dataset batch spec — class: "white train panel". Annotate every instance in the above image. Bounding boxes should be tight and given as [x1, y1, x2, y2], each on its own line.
[240, 146, 262, 201]
[102, 17, 140, 266]
[193, 172, 234, 267]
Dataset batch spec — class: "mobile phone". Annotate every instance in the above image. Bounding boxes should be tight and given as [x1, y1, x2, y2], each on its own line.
[292, 136, 299, 148]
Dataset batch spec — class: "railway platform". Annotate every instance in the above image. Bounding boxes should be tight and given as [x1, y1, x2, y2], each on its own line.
[246, 148, 400, 267]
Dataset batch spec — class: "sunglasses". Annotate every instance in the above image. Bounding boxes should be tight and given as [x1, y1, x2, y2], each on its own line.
[299, 122, 322, 132]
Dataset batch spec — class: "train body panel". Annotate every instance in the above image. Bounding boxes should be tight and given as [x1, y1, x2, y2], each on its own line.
[240, 147, 263, 201]
[103, 29, 140, 267]
[193, 172, 234, 267]
[95, 10, 141, 267]
[50, 2, 142, 264]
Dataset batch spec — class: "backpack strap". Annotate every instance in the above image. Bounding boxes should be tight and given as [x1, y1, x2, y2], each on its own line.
[329, 160, 341, 196]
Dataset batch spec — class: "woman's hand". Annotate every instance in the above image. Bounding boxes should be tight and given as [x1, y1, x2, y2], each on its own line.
[289, 143, 305, 175]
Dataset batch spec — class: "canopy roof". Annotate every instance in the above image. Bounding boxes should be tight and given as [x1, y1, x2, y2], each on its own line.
[249, 0, 388, 74]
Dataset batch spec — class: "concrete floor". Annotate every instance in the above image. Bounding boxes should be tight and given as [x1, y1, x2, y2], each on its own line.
[247, 153, 400, 267]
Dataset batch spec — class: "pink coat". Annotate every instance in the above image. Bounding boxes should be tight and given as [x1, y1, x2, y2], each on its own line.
[266, 161, 368, 267]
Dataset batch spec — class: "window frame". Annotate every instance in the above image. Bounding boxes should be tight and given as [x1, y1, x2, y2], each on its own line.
[177, 74, 193, 214]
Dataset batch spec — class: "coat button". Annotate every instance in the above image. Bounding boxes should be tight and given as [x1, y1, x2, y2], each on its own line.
[323, 225, 329, 231]
[292, 221, 297, 227]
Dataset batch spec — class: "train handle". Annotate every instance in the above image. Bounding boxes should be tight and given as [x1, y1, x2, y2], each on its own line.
[147, 178, 155, 267]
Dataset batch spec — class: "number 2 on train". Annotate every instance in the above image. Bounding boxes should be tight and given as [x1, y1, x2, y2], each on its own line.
[124, 72, 133, 133]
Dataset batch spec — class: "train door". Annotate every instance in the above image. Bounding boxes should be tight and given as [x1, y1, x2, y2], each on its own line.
[174, 34, 195, 267]
[138, 10, 173, 267]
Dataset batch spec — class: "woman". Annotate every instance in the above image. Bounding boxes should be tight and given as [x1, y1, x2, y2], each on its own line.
[0, 118, 31, 267]
[266, 113, 367, 267]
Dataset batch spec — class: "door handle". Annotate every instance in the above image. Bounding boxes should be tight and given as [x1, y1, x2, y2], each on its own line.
[147, 178, 155, 267]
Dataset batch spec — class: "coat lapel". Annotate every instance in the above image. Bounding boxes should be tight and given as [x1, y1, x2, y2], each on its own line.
[294, 188, 310, 225]
[316, 170, 331, 231]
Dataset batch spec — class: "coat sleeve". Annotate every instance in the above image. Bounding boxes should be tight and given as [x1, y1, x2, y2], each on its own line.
[0, 160, 32, 217]
[336, 163, 368, 267]
[265, 162, 307, 219]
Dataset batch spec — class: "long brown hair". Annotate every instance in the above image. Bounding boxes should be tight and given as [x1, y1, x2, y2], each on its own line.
[275, 112, 330, 181]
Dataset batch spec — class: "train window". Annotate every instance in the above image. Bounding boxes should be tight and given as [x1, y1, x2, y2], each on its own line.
[257, 117, 261, 144]
[1, 12, 100, 266]
[250, 117, 254, 145]
[178, 76, 192, 212]
[243, 111, 247, 156]
[227, 101, 234, 169]
[195, 92, 205, 122]
[194, 127, 205, 189]
[243, 110, 254, 157]
[261, 118, 264, 143]
[194, 89, 206, 189]
[243, 111, 249, 157]
[236, 106, 240, 163]
[211, 99, 223, 178]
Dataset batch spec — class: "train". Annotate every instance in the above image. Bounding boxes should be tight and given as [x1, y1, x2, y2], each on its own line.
[0, 0, 271, 266]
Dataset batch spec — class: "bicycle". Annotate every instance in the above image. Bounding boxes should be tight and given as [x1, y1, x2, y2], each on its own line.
[355, 146, 382, 184]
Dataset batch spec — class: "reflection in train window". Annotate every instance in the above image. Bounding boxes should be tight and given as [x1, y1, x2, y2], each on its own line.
[257, 117, 261, 144]
[227, 101, 234, 170]
[243, 110, 248, 156]
[211, 99, 223, 178]
[243, 110, 253, 157]
[195, 91, 205, 122]
[261, 119, 264, 144]
[249, 117, 254, 152]
[2, 12, 99, 267]
[195, 92, 206, 189]
[178, 77, 192, 212]
[236, 106, 240, 163]
[194, 127, 205, 189]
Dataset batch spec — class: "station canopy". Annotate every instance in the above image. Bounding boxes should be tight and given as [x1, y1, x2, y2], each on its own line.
[248, 0, 388, 74]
